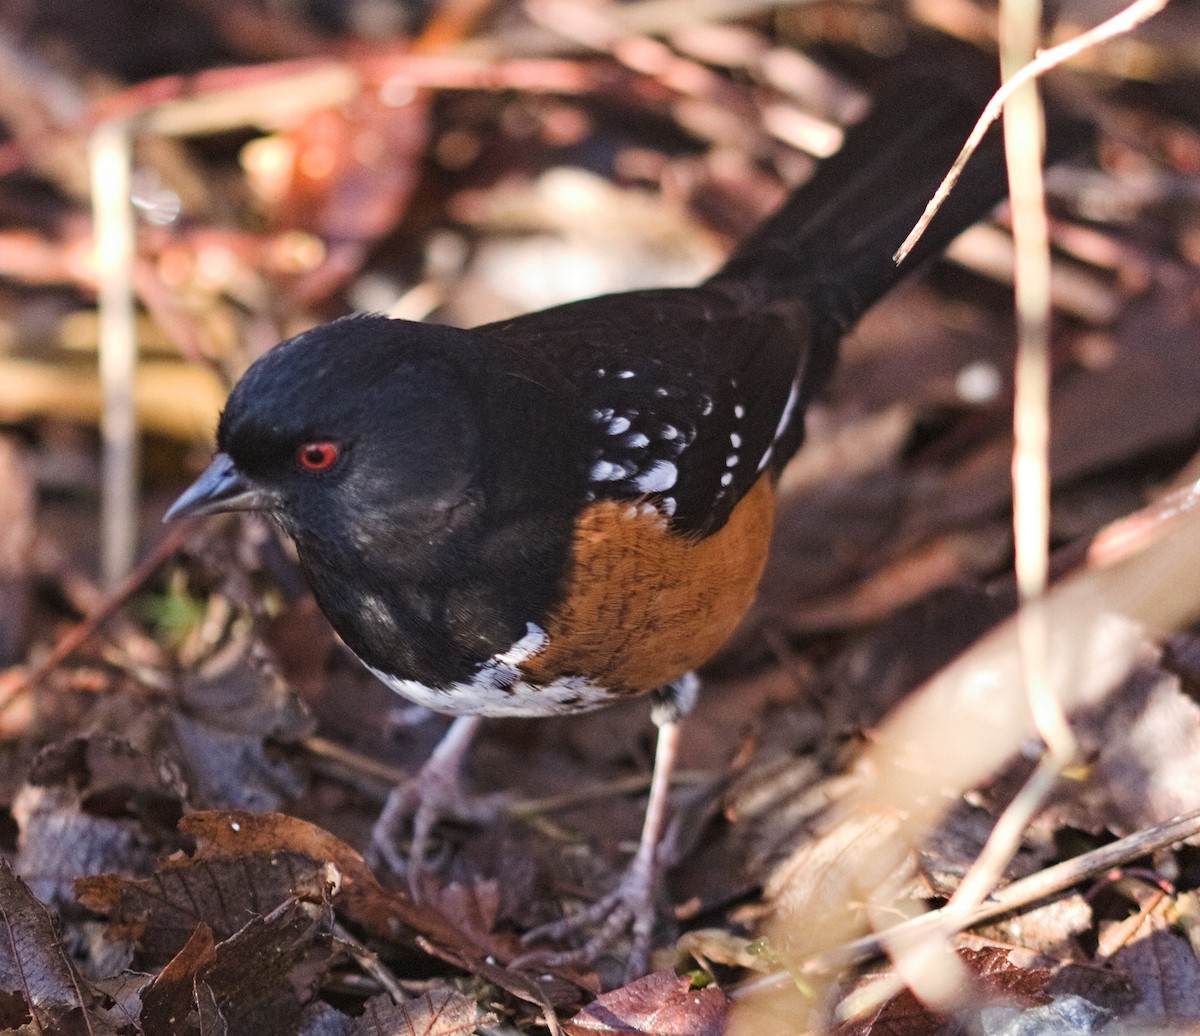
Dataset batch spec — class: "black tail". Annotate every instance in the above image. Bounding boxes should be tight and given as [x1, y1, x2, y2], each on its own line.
[709, 69, 1010, 329]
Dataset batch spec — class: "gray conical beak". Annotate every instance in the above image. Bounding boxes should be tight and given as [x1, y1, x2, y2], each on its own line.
[164, 453, 269, 522]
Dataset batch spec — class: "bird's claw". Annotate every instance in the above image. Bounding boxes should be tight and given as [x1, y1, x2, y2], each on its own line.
[512, 862, 663, 984]
[366, 758, 509, 897]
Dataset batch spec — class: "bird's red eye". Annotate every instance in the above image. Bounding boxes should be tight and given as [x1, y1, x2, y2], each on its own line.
[297, 441, 340, 471]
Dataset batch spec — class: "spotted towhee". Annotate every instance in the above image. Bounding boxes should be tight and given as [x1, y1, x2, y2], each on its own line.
[166, 60, 1074, 979]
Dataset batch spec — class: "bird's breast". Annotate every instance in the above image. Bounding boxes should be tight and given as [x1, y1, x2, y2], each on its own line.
[362, 474, 775, 715]
[518, 473, 776, 695]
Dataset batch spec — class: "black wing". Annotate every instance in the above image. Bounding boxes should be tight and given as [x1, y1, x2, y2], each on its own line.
[481, 287, 815, 536]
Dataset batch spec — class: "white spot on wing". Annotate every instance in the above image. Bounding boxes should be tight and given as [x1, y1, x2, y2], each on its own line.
[634, 460, 677, 493]
[590, 460, 623, 481]
[730, 432, 742, 448]
[607, 415, 631, 435]
[617, 370, 635, 379]
[625, 432, 649, 448]
[721, 471, 734, 486]
[734, 404, 745, 419]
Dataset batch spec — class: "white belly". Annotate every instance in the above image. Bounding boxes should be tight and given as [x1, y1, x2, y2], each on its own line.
[361, 623, 615, 718]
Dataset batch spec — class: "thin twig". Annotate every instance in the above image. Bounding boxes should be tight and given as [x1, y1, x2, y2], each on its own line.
[834, 1, 1178, 1019]
[303, 735, 409, 789]
[841, 5, 1073, 1020]
[90, 118, 139, 587]
[894, 0, 1171, 265]
[331, 922, 410, 1004]
[96, 56, 606, 138]
[508, 770, 714, 819]
[0, 522, 191, 712]
[733, 805, 1200, 999]
[303, 733, 714, 815]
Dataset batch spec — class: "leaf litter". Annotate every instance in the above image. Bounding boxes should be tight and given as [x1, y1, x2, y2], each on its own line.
[1, 0, 1200, 1032]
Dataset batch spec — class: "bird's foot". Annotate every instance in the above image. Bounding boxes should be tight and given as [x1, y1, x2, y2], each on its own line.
[512, 682, 692, 984]
[367, 774, 510, 893]
[365, 717, 508, 896]
[512, 849, 665, 985]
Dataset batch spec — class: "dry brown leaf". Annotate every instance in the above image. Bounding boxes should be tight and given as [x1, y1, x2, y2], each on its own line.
[918, 800, 1050, 899]
[833, 946, 1051, 1036]
[1105, 904, 1200, 1022]
[75, 850, 328, 967]
[176, 811, 400, 940]
[354, 988, 493, 1036]
[191, 898, 329, 1035]
[974, 896, 1094, 962]
[832, 981, 942, 1036]
[14, 733, 188, 908]
[171, 636, 311, 812]
[86, 810, 543, 989]
[133, 895, 329, 1036]
[960, 945, 1054, 1005]
[565, 971, 728, 1036]
[139, 921, 218, 1033]
[0, 858, 122, 1034]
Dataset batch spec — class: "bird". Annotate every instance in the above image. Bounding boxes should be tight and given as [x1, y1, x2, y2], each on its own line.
[165, 57, 1073, 981]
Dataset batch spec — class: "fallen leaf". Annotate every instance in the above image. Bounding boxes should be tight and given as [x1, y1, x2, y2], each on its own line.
[832, 946, 1051, 1036]
[172, 636, 312, 811]
[566, 971, 727, 1036]
[1048, 664, 1200, 837]
[1105, 906, 1200, 1021]
[179, 811, 557, 983]
[192, 898, 329, 1035]
[14, 733, 185, 908]
[138, 922, 217, 1033]
[353, 988, 492, 1036]
[76, 848, 328, 967]
[961, 945, 1054, 1006]
[0, 858, 121, 1034]
[832, 981, 942, 1036]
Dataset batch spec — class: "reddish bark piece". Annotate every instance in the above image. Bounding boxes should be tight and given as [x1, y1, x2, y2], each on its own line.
[566, 971, 728, 1036]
